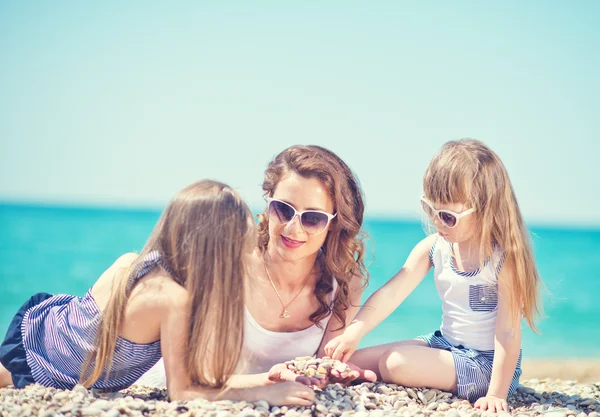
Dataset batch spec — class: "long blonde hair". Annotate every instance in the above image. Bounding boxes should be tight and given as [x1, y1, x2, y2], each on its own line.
[423, 139, 542, 331]
[257, 145, 369, 329]
[81, 180, 254, 388]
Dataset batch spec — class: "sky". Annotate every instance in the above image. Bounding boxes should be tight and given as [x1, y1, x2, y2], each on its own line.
[1, 1, 599, 226]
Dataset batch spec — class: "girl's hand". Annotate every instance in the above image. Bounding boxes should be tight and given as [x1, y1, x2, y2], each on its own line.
[324, 334, 359, 362]
[258, 381, 315, 406]
[267, 363, 320, 387]
[474, 395, 508, 412]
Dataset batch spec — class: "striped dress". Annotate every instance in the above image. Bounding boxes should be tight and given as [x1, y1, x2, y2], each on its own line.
[20, 252, 165, 391]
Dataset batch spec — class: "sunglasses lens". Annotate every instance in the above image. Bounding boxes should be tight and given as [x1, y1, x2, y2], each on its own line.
[301, 211, 330, 234]
[269, 200, 295, 223]
[439, 211, 457, 228]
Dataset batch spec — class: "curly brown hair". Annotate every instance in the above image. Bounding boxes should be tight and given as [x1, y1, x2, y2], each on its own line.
[257, 145, 369, 329]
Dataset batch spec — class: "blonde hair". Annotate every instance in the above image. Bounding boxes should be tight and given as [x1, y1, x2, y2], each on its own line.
[81, 180, 254, 388]
[423, 139, 542, 331]
[257, 145, 369, 329]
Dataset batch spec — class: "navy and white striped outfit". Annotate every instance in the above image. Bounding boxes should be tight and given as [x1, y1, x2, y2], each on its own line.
[418, 236, 522, 402]
[0, 252, 166, 391]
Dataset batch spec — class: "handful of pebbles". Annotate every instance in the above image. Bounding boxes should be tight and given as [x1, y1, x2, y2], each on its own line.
[284, 356, 352, 380]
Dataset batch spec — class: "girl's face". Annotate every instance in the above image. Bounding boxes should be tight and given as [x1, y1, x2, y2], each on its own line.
[422, 198, 477, 243]
[267, 172, 335, 262]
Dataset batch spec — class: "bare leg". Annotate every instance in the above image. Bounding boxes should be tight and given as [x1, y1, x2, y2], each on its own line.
[380, 344, 457, 393]
[0, 362, 13, 388]
[348, 339, 429, 380]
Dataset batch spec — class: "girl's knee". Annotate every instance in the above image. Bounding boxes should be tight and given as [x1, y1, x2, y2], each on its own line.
[378, 349, 410, 382]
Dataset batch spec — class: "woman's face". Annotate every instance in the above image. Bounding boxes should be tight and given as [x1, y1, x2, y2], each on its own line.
[267, 172, 335, 262]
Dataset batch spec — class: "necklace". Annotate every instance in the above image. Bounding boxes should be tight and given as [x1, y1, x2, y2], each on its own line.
[263, 257, 313, 319]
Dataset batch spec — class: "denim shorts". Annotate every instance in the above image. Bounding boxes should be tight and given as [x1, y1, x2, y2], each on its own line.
[0, 293, 54, 388]
[419, 330, 522, 402]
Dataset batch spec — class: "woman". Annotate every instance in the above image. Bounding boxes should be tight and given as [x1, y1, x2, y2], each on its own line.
[137, 145, 375, 389]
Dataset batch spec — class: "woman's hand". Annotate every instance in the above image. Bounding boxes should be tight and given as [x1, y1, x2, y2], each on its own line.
[267, 363, 321, 386]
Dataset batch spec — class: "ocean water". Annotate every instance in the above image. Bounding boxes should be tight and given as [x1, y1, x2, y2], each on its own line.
[1, 203, 599, 358]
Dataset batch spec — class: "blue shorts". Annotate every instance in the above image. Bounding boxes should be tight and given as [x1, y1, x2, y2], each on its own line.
[0, 293, 54, 388]
[418, 330, 522, 402]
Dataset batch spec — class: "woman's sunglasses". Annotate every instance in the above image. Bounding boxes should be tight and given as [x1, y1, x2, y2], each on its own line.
[266, 198, 337, 235]
[420, 196, 475, 228]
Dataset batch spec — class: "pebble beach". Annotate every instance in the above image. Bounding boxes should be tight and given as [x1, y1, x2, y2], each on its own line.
[2, 376, 599, 417]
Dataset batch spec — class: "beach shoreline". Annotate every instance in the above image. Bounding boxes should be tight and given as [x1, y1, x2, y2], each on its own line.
[522, 359, 600, 383]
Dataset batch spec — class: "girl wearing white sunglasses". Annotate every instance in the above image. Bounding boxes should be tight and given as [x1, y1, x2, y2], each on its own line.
[326, 139, 542, 413]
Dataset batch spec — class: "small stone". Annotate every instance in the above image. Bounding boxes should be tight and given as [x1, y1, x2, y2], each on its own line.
[80, 407, 103, 416]
[329, 407, 342, 416]
[90, 400, 111, 411]
[255, 400, 270, 410]
[73, 384, 88, 395]
[438, 403, 451, 411]
[426, 403, 438, 411]
[517, 386, 536, 395]
[543, 412, 566, 417]
[407, 388, 418, 400]
[54, 392, 68, 401]
[377, 385, 391, 395]
[424, 390, 436, 403]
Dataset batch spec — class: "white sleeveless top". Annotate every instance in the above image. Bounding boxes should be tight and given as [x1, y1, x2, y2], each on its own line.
[430, 236, 505, 351]
[134, 279, 338, 387]
[237, 278, 338, 374]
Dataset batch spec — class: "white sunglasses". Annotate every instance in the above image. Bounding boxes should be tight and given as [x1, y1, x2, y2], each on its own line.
[420, 196, 475, 228]
[266, 198, 336, 234]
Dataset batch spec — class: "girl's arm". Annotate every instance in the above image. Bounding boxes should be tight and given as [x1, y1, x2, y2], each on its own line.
[159, 286, 315, 405]
[317, 272, 364, 357]
[474, 260, 522, 412]
[325, 234, 436, 362]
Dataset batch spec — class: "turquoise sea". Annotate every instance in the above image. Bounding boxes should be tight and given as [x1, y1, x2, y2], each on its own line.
[1, 203, 599, 358]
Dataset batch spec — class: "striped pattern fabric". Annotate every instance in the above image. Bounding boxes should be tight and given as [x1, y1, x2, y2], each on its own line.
[468, 285, 499, 312]
[420, 330, 522, 402]
[21, 252, 164, 391]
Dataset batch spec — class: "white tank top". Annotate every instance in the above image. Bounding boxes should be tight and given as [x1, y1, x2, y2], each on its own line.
[430, 236, 505, 351]
[134, 279, 339, 387]
[237, 278, 338, 374]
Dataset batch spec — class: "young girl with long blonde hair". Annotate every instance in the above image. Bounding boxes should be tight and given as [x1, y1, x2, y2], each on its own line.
[325, 139, 542, 412]
[0, 180, 314, 405]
